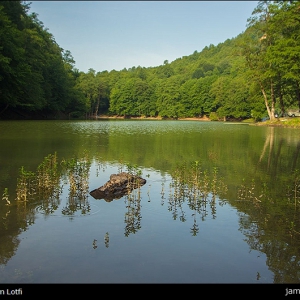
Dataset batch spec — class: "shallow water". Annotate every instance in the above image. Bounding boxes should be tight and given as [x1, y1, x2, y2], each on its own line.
[0, 120, 299, 283]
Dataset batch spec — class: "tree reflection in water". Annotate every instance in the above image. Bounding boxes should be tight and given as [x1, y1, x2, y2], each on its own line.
[234, 142, 300, 283]
[168, 161, 228, 236]
[4, 148, 300, 282]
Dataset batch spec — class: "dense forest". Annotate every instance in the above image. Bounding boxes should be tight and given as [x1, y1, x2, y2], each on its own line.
[0, 1, 299, 121]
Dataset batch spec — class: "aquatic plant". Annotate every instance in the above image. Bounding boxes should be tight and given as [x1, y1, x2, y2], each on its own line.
[2, 188, 10, 206]
[167, 161, 227, 233]
[124, 177, 142, 237]
[1, 188, 11, 230]
[61, 152, 91, 217]
[237, 179, 260, 203]
[36, 153, 59, 192]
[171, 161, 227, 201]
[36, 153, 62, 215]
[286, 169, 300, 208]
[122, 163, 144, 196]
[16, 166, 35, 202]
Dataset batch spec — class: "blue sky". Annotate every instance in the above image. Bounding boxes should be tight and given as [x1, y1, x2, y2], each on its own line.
[28, 1, 259, 73]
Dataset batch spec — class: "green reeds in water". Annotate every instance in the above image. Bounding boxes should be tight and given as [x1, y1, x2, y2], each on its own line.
[2, 188, 10, 206]
[14, 153, 61, 205]
[123, 163, 143, 237]
[1, 188, 11, 230]
[61, 151, 91, 216]
[16, 166, 36, 202]
[35, 153, 61, 215]
[286, 169, 300, 208]
[124, 191, 142, 236]
[237, 179, 262, 204]
[36, 153, 59, 192]
[124, 188, 142, 237]
[37, 153, 61, 194]
[170, 161, 227, 205]
[168, 161, 227, 231]
[10, 152, 92, 218]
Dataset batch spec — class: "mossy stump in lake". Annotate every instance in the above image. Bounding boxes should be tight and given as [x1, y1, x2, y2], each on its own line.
[90, 172, 146, 201]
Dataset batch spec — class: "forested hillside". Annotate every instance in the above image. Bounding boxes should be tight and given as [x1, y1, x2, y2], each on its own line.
[1, 1, 299, 120]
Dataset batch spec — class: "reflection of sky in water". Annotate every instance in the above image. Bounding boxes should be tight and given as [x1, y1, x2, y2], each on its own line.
[1, 120, 298, 283]
[0, 160, 273, 283]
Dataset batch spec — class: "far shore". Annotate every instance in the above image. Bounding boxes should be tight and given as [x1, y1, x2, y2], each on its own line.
[97, 115, 211, 121]
[96, 115, 300, 128]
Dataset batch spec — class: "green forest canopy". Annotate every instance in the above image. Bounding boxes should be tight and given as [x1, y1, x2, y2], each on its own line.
[0, 0, 300, 121]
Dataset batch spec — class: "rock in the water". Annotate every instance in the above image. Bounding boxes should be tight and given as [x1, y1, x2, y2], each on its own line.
[89, 172, 146, 201]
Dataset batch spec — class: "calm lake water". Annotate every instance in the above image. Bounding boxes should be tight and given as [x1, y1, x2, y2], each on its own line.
[0, 120, 299, 283]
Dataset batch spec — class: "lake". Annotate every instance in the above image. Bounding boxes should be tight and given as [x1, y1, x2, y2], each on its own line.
[0, 120, 299, 283]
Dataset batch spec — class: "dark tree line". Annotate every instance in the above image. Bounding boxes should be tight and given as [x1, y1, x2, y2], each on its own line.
[0, 1, 85, 119]
[1, 1, 300, 120]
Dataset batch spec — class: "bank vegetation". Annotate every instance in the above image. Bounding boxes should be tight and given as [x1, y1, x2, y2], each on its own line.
[0, 1, 300, 123]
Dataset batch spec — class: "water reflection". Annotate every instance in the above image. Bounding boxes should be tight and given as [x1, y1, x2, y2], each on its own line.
[234, 161, 300, 283]
[1, 148, 300, 281]
[124, 188, 142, 237]
[4, 153, 230, 236]
[61, 154, 91, 218]
[257, 126, 300, 177]
[1, 121, 300, 282]
[167, 162, 228, 236]
[2, 153, 95, 222]
[104, 232, 109, 248]
[92, 239, 97, 249]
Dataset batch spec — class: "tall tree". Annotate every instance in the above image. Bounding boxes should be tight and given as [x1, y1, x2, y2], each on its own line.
[266, 0, 300, 110]
[239, 1, 278, 120]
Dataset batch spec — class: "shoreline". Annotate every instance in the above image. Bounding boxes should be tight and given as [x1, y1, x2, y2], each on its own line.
[96, 115, 300, 128]
[97, 115, 211, 121]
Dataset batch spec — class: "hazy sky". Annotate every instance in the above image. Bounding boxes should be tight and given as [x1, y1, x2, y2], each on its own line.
[28, 1, 259, 73]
